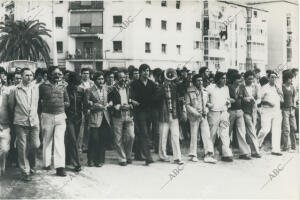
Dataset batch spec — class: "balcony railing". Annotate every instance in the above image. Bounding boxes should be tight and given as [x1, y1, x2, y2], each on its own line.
[69, 1, 104, 10]
[66, 49, 103, 60]
[69, 26, 103, 34]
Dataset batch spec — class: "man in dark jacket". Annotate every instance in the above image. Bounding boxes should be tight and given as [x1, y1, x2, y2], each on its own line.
[130, 64, 156, 165]
[65, 72, 84, 172]
[108, 71, 137, 166]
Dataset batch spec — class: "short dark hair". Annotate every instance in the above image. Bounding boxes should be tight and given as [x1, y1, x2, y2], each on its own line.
[48, 66, 61, 75]
[215, 72, 226, 83]
[93, 71, 105, 82]
[192, 74, 202, 86]
[139, 64, 150, 74]
[244, 70, 255, 79]
[20, 68, 32, 75]
[67, 72, 82, 86]
[282, 70, 294, 83]
[231, 73, 241, 83]
[267, 70, 278, 78]
[81, 68, 90, 74]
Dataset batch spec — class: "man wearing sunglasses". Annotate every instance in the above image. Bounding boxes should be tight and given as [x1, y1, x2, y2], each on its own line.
[258, 71, 283, 156]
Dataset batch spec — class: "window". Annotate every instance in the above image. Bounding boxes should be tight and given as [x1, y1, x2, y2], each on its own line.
[161, 20, 167, 30]
[55, 17, 63, 28]
[176, 22, 181, 31]
[145, 18, 151, 28]
[215, 38, 220, 49]
[161, 44, 166, 54]
[161, 1, 167, 7]
[146, 0, 151, 4]
[113, 15, 122, 25]
[145, 42, 151, 53]
[176, 1, 180, 9]
[253, 11, 257, 18]
[56, 41, 63, 53]
[194, 41, 200, 49]
[287, 48, 292, 62]
[58, 1, 63, 3]
[176, 45, 181, 55]
[196, 21, 200, 29]
[81, 1, 92, 6]
[113, 41, 122, 52]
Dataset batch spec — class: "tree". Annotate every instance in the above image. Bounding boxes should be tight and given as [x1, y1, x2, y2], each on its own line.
[0, 19, 51, 65]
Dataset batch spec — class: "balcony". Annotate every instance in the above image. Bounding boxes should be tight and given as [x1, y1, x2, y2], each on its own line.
[69, 1, 104, 10]
[69, 26, 103, 35]
[66, 49, 103, 60]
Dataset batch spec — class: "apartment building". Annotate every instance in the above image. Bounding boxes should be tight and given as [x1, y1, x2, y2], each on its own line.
[103, 0, 203, 71]
[203, 0, 268, 72]
[247, 0, 298, 70]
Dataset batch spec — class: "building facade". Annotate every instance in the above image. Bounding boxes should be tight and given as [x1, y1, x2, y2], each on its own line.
[247, 0, 298, 71]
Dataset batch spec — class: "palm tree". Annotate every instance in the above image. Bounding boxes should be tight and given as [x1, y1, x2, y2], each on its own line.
[0, 19, 51, 65]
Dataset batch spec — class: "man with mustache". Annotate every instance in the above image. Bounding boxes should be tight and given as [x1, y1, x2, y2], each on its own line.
[39, 67, 70, 176]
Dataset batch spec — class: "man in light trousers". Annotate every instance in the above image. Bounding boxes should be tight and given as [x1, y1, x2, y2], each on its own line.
[185, 74, 216, 163]
[8, 68, 40, 181]
[39, 67, 70, 176]
[257, 71, 283, 156]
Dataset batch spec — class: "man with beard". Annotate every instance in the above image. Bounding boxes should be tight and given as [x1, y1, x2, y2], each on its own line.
[39, 67, 70, 176]
[108, 71, 138, 166]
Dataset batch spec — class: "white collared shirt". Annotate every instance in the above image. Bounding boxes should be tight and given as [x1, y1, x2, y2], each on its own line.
[119, 87, 128, 105]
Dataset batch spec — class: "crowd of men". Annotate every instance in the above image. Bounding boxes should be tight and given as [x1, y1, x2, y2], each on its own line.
[0, 63, 298, 182]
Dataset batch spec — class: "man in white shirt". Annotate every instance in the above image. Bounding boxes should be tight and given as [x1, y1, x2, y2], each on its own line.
[257, 71, 283, 156]
[206, 72, 234, 162]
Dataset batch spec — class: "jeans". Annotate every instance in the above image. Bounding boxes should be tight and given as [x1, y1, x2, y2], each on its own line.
[258, 109, 282, 153]
[15, 125, 40, 175]
[189, 117, 214, 157]
[41, 113, 66, 169]
[134, 111, 153, 162]
[113, 117, 135, 162]
[159, 114, 182, 160]
[229, 110, 251, 155]
[282, 108, 297, 150]
[244, 113, 260, 154]
[88, 118, 110, 165]
[66, 119, 81, 167]
[207, 111, 233, 157]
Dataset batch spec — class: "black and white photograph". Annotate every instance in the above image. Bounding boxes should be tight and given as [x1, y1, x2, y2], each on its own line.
[0, 0, 299, 199]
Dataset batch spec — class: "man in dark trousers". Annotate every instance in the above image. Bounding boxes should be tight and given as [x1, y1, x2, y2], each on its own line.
[130, 64, 157, 165]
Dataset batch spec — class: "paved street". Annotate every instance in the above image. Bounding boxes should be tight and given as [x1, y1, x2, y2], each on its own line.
[0, 143, 299, 199]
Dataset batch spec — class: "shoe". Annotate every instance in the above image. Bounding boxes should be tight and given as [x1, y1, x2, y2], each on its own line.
[119, 162, 127, 166]
[145, 160, 154, 166]
[22, 174, 32, 182]
[174, 159, 184, 165]
[30, 168, 36, 175]
[251, 153, 262, 158]
[127, 159, 132, 164]
[239, 154, 252, 160]
[159, 158, 170, 162]
[95, 163, 103, 167]
[204, 156, 217, 164]
[74, 166, 81, 172]
[221, 156, 233, 162]
[43, 166, 51, 170]
[87, 161, 93, 167]
[271, 152, 283, 156]
[56, 168, 67, 177]
[190, 157, 199, 162]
